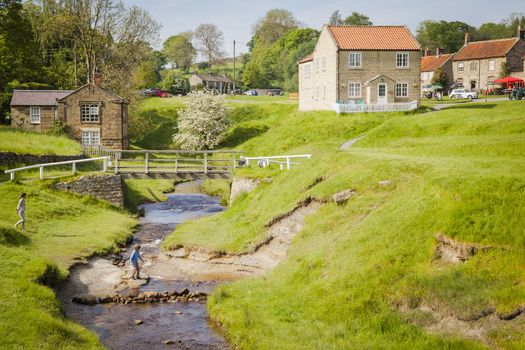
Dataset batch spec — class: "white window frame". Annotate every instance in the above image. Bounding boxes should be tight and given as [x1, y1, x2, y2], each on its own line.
[488, 60, 495, 71]
[348, 82, 361, 98]
[458, 62, 464, 73]
[81, 102, 100, 123]
[395, 82, 409, 97]
[470, 62, 478, 71]
[396, 52, 409, 68]
[30, 106, 40, 124]
[315, 84, 320, 100]
[348, 52, 362, 68]
[81, 129, 100, 147]
[321, 56, 326, 71]
[488, 76, 495, 85]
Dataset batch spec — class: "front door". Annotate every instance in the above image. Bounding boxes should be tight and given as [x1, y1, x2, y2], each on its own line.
[377, 83, 387, 105]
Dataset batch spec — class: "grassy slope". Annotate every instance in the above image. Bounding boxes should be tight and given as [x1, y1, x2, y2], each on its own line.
[123, 178, 175, 211]
[0, 126, 82, 155]
[0, 182, 136, 349]
[164, 101, 525, 349]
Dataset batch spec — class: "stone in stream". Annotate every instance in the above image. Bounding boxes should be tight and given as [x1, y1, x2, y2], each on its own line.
[134, 319, 143, 325]
[72, 294, 98, 305]
[162, 339, 174, 345]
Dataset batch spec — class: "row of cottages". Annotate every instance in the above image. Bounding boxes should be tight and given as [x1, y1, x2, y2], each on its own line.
[421, 27, 525, 93]
[298, 25, 421, 112]
[189, 73, 234, 94]
[10, 76, 128, 149]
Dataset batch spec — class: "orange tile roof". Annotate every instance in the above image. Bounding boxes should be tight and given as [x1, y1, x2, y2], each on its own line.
[453, 38, 518, 61]
[421, 53, 455, 72]
[327, 25, 420, 51]
[298, 53, 313, 64]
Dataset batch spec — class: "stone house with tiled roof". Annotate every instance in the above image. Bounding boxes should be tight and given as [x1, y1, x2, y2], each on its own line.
[189, 73, 233, 94]
[452, 28, 525, 91]
[420, 49, 455, 93]
[10, 76, 129, 149]
[298, 25, 421, 111]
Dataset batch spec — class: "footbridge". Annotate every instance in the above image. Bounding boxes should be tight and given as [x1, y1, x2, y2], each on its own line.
[4, 148, 312, 181]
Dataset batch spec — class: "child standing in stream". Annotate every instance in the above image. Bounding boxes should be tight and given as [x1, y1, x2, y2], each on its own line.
[130, 244, 145, 279]
[14, 193, 26, 231]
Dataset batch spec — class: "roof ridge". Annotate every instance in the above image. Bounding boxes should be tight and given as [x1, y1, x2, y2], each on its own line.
[13, 89, 74, 92]
[467, 37, 518, 44]
[327, 25, 406, 28]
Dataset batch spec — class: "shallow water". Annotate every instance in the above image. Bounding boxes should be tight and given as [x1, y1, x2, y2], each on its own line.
[59, 181, 229, 350]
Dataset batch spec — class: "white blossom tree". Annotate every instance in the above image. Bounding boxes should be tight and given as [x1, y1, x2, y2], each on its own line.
[173, 91, 230, 150]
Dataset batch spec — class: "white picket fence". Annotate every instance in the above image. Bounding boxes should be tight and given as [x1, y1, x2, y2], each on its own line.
[242, 154, 311, 170]
[333, 101, 418, 114]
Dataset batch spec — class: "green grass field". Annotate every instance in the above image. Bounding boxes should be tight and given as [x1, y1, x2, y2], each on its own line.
[0, 126, 82, 155]
[163, 101, 525, 349]
[0, 181, 136, 349]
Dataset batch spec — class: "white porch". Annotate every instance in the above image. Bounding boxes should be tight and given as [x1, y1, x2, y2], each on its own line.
[333, 101, 418, 114]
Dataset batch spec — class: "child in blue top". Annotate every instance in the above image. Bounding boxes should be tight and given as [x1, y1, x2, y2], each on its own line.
[130, 244, 145, 279]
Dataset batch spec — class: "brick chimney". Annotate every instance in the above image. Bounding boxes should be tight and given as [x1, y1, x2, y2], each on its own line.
[464, 33, 471, 46]
[94, 72, 103, 87]
[436, 48, 444, 56]
[519, 25, 525, 40]
[424, 48, 431, 57]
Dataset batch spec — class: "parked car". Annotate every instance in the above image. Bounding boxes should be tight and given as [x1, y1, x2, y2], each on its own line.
[450, 89, 478, 100]
[243, 90, 258, 96]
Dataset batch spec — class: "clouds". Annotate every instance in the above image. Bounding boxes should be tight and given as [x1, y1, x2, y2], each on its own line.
[124, 0, 524, 55]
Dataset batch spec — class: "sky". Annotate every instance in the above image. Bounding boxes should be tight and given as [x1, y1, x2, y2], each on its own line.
[124, 0, 524, 57]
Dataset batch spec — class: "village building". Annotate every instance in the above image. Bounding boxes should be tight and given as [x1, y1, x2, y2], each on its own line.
[420, 48, 455, 93]
[189, 73, 234, 94]
[298, 25, 421, 112]
[451, 28, 525, 91]
[10, 75, 129, 150]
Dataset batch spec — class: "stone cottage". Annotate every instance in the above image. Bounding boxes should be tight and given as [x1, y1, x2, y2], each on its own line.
[10, 76, 129, 149]
[298, 25, 421, 111]
[189, 73, 234, 94]
[451, 28, 525, 91]
[421, 48, 455, 94]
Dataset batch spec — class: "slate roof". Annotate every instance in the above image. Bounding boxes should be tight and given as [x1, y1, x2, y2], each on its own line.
[327, 25, 421, 51]
[421, 53, 455, 72]
[453, 38, 519, 61]
[10, 90, 74, 106]
[192, 73, 233, 83]
[298, 53, 314, 64]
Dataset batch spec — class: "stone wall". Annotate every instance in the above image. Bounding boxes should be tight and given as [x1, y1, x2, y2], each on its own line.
[11, 106, 56, 132]
[0, 152, 83, 167]
[229, 177, 260, 205]
[54, 174, 124, 207]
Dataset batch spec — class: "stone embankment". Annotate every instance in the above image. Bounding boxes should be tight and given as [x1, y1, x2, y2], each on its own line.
[0, 152, 83, 167]
[54, 174, 124, 207]
[229, 177, 260, 205]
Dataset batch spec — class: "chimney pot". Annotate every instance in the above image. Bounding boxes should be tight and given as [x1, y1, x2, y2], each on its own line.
[436, 48, 443, 56]
[519, 25, 525, 40]
[424, 48, 431, 57]
[94, 72, 102, 87]
[464, 32, 471, 46]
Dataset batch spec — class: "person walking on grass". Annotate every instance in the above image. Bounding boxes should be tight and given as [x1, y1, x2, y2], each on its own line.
[130, 244, 145, 279]
[14, 193, 26, 231]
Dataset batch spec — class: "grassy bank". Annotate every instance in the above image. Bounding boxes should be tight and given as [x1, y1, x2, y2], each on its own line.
[0, 126, 82, 155]
[164, 101, 525, 348]
[123, 178, 175, 211]
[0, 181, 136, 349]
[201, 179, 231, 206]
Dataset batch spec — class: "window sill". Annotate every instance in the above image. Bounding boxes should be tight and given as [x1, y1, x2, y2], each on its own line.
[81, 121, 101, 124]
[29, 122, 41, 125]
[396, 67, 410, 69]
[348, 67, 362, 69]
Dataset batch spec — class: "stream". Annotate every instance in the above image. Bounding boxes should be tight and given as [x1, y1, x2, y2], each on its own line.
[59, 181, 230, 350]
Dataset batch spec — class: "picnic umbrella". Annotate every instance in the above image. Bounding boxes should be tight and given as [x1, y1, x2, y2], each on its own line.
[430, 84, 443, 91]
[493, 76, 524, 87]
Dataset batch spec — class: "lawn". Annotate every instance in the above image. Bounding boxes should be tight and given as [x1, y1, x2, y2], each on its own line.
[0, 126, 82, 155]
[164, 100, 525, 349]
[0, 181, 136, 349]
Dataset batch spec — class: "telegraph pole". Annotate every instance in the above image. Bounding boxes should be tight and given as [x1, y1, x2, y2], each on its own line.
[233, 40, 236, 94]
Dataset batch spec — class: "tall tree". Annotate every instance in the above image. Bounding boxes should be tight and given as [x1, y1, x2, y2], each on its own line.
[194, 23, 224, 67]
[163, 34, 196, 71]
[416, 20, 475, 53]
[328, 10, 343, 25]
[475, 22, 512, 40]
[343, 12, 372, 25]
[253, 9, 299, 46]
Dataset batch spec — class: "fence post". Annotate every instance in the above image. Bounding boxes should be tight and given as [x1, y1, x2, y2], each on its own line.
[232, 152, 236, 174]
[115, 158, 119, 174]
[10, 172, 14, 181]
[145, 152, 149, 175]
[204, 152, 208, 174]
[103, 157, 108, 172]
[39, 166, 44, 180]
[72, 162, 76, 175]
[175, 153, 178, 173]
[286, 157, 291, 170]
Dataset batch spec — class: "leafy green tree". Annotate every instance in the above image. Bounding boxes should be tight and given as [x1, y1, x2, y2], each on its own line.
[343, 12, 372, 25]
[417, 20, 475, 53]
[328, 10, 343, 25]
[499, 62, 511, 78]
[163, 34, 196, 71]
[431, 67, 448, 88]
[475, 23, 512, 40]
[160, 70, 190, 95]
[252, 9, 299, 46]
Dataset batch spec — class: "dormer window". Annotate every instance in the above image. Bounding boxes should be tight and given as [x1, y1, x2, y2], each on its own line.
[396, 52, 409, 68]
[81, 102, 100, 122]
[348, 52, 362, 68]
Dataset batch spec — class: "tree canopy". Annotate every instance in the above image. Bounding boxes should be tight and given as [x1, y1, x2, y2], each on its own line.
[163, 34, 196, 71]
